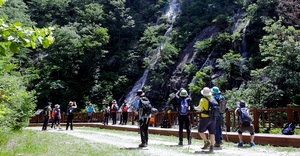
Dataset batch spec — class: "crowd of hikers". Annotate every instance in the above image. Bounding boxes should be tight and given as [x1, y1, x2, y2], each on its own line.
[41, 87, 259, 152]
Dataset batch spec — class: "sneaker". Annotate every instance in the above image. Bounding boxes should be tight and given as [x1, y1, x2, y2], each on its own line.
[250, 142, 256, 147]
[201, 141, 211, 149]
[188, 139, 191, 145]
[139, 143, 147, 147]
[238, 141, 243, 147]
[178, 141, 183, 146]
[214, 144, 221, 147]
[209, 145, 214, 152]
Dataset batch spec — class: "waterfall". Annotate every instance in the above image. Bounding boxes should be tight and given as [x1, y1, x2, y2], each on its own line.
[125, 0, 181, 106]
[242, 19, 250, 58]
[189, 50, 214, 85]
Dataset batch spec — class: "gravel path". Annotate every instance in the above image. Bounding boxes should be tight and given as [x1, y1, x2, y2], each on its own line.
[27, 127, 299, 156]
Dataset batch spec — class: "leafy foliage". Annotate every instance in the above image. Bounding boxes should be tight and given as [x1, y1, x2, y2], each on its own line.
[0, 1, 54, 131]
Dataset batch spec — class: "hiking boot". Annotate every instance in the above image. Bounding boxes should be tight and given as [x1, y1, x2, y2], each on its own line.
[178, 141, 183, 146]
[209, 145, 214, 152]
[238, 141, 243, 147]
[250, 142, 256, 147]
[188, 139, 191, 145]
[139, 143, 147, 147]
[214, 143, 221, 147]
[201, 141, 211, 149]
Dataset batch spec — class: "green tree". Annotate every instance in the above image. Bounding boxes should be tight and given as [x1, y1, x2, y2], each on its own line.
[0, 0, 54, 131]
[255, 19, 300, 106]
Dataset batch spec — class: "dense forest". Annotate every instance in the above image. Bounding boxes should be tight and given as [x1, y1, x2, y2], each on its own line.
[0, 0, 299, 131]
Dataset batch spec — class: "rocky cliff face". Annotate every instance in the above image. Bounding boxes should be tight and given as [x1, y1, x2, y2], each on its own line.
[166, 25, 220, 91]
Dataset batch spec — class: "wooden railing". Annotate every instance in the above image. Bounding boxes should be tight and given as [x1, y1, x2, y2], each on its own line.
[30, 104, 300, 133]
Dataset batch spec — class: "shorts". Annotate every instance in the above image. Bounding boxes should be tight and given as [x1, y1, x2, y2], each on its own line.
[238, 124, 255, 135]
[198, 117, 216, 134]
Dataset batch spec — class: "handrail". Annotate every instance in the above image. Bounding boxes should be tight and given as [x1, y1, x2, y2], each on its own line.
[30, 104, 300, 133]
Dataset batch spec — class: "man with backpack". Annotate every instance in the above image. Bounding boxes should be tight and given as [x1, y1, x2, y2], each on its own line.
[175, 88, 192, 146]
[132, 89, 151, 148]
[211, 86, 227, 147]
[195, 87, 217, 152]
[234, 100, 256, 147]
[42, 102, 52, 131]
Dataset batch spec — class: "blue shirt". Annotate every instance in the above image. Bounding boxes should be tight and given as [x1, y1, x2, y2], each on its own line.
[213, 93, 225, 117]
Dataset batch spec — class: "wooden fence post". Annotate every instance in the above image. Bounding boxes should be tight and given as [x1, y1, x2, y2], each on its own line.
[252, 107, 259, 133]
[287, 104, 293, 123]
[225, 110, 231, 132]
[131, 112, 135, 125]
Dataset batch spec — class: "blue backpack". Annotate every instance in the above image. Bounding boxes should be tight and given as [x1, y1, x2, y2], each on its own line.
[179, 98, 189, 115]
[238, 107, 252, 126]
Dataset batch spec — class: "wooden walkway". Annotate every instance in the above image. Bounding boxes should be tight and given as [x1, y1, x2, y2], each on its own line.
[28, 122, 300, 148]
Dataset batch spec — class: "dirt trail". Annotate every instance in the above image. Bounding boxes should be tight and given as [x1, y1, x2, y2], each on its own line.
[27, 127, 297, 156]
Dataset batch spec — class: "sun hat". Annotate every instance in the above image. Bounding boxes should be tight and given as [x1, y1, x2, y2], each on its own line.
[179, 89, 188, 97]
[136, 89, 144, 96]
[237, 100, 247, 108]
[55, 104, 60, 108]
[211, 86, 221, 94]
[201, 87, 212, 96]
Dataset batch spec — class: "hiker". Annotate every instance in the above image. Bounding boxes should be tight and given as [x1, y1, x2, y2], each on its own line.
[195, 87, 216, 152]
[119, 103, 123, 125]
[211, 86, 227, 147]
[52, 104, 62, 129]
[111, 100, 118, 125]
[66, 101, 77, 130]
[101, 99, 107, 111]
[50, 105, 56, 128]
[132, 89, 151, 147]
[235, 100, 256, 147]
[175, 88, 192, 146]
[86, 103, 95, 123]
[42, 102, 52, 131]
[103, 105, 110, 125]
[121, 101, 129, 125]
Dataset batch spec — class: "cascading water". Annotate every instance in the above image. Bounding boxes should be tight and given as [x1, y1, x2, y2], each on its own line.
[125, 0, 181, 106]
[242, 19, 250, 58]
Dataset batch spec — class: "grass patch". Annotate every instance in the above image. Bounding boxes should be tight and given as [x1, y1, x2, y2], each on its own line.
[0, 128, 148, 156]
[1, 127, 299, 156]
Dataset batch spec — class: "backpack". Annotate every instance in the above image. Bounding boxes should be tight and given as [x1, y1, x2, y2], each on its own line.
[179, 98, 189, 115]
[42, 106, 48, 116]
[140, 96, 152, 116]
[216, 96, 227, 114]
[114, 104, 119, 110]
[52, 108, 57, 117]
[238, 107, 252, 126]
[203, 97, 219, 118]
[282, 122, 297, 135]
